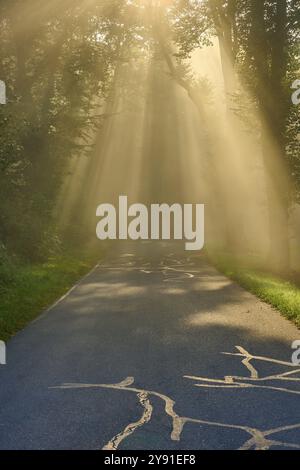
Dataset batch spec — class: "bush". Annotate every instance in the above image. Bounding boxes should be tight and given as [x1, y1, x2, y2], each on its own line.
[0, 243, 16, 290]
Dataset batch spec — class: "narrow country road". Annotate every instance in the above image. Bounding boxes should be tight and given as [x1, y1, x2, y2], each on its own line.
[0, 242, 299, 450]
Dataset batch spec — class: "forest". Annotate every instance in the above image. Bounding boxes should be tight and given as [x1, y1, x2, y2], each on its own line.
[0, 0, 299, 339]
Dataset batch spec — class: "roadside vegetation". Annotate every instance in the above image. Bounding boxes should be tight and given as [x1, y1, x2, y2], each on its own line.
[0, 247, 101, 342]
[210, 251, 300, 328]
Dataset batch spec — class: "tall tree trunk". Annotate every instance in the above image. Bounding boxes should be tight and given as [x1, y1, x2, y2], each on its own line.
[209, 0, 238, 107]
[209, 1, 249, 251]
[250, 0, 290, 272]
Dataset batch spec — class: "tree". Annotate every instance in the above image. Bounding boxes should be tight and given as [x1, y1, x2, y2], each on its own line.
[168, 0, 300, 271]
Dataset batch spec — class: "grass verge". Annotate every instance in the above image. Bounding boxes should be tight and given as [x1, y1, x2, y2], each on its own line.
[0, 252, 100, 342]
[209, 252, 300, 329]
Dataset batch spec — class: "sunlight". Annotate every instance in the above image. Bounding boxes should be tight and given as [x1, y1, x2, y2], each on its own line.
[49, 0, 295, 269]
[2, 0, 298, 270]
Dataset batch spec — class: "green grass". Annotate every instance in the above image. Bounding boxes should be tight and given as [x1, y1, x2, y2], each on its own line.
[210, 252, 300, 328]
[0, 252, 100, 342]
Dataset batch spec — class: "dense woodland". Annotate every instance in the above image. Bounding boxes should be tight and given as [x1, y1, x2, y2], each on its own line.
[0, 0, 299, 273]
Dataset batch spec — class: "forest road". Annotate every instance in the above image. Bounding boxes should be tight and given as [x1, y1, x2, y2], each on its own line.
[0, 241, 299, 450]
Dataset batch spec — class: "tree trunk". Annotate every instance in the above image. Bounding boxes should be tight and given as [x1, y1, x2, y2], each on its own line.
[211, 0, 238, 107]
[250, 0, 290, 272]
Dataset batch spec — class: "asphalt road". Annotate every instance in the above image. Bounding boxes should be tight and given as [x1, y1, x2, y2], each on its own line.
[0, 242, 299, 450]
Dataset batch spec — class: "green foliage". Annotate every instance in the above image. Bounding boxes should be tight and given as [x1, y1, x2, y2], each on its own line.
[0, 1, 127, 261]
[0, 243, 16, 289]
[169, 0, 300, 197]
[0, 250, 100, 342]
[170, 0, 213, 57]
[210, 251, 300, 327]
